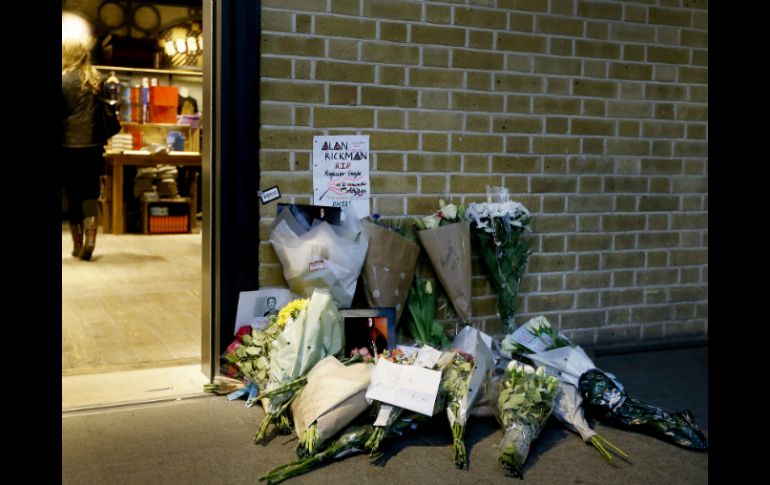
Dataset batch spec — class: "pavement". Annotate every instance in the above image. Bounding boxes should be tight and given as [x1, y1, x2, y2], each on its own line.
[62, 345, 708, 484]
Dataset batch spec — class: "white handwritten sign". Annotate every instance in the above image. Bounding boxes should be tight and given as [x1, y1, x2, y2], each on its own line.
[365, 358, 442, 416]
[313, 135, 370, 218]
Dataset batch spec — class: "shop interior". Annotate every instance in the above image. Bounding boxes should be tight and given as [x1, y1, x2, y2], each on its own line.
[62, 0, 207, 409]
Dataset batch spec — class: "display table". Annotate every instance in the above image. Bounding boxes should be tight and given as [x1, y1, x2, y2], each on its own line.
[103, 150, 202, 234]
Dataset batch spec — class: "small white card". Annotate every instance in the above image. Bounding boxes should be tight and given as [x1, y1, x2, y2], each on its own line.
[259, 186, 281, 204]
[413, 346, 442, 369]
[366, 359, 442, 416]
[510, 324, 550, 353]
[373, 403, 395, 427]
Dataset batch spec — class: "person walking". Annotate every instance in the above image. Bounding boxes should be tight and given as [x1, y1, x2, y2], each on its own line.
[61, 41, 115, 260]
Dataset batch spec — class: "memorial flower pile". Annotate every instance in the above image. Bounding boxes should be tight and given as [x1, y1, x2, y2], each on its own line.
[202, 198, 709, 482]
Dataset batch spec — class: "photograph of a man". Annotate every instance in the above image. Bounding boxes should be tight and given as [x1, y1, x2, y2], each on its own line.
[235, 288, 295, 335]
[263, 296, 279, 317]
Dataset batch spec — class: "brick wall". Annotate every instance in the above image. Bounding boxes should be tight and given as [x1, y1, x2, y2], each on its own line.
[258, 0, 708, 346]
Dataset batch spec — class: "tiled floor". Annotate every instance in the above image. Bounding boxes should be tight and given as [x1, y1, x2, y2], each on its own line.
[62, 222, 202, 376]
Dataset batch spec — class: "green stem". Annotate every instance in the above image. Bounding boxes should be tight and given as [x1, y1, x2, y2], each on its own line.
[452, 421, 467, 469]
[591, 434, 629, 461]
[254, 396, 297, 444]
[588, 436, 613, 464]
[365, 427, 385, 454]
[254, 413, 275, 444]
[260, 439, 345, 484]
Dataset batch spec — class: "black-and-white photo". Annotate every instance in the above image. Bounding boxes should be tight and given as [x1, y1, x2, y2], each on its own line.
[234, 288, 296, 334]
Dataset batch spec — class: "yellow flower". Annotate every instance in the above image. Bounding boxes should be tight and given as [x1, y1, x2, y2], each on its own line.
[275, 298, 309, 329]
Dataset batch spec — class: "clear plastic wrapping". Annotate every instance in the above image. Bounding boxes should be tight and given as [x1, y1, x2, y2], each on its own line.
[269, 207, 369, 308]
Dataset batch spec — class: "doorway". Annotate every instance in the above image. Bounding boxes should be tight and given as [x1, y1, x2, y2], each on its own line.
[61, 0, 208, 410]
[61, 0, 261, 410]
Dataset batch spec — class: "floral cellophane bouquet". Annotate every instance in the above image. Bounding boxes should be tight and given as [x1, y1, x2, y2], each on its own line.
[465, 188, 532, 333]
[439, 326, 494, 469]
[494, 360, 559, 478]
[253, 289, 344, 444]
[225, 301, 306, 397]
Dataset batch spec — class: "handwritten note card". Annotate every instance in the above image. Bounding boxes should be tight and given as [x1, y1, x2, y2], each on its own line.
[313, 135, 370, 219]
[510, 324, 551, 353]
[366, 358, 442, 416]
[413, 346, 443, 369]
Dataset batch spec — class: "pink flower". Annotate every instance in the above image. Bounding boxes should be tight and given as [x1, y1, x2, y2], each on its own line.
[226, 340, 241, 354]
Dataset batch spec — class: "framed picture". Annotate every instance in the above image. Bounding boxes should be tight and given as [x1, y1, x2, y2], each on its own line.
[234, 287, 296, 335]
[276, 203, 342, 232]
[340, 308, 397, 358]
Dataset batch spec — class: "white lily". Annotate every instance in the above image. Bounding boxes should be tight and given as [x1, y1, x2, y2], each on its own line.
[441, 203, 458, 220]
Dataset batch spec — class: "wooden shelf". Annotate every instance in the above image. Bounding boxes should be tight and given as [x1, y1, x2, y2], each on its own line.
[121, 122, 199, 128]
[94, 65, 202, 77]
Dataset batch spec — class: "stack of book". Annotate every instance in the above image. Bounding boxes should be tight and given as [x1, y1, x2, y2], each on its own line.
[134, 167, 157, 199]
[156, 165, 179, 198]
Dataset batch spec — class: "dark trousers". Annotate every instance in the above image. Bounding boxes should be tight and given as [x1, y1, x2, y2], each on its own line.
[62, 146, 104, 224]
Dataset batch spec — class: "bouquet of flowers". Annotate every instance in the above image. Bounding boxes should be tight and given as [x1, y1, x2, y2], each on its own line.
[512, 316, 707, 452]
[254, 289, 345, 444]
[494, 361, 559, 478]
[413, 199, 472, 323]
[439, 326, 494, 469]
[290, 356, 372, 458]
[363, 346, 447, 454]
[224, 307, 301, 392]
[361, 215, 421, 321]
[553, 381, 628, 463]
[406, 275, 450, 349]
[269, 204, 369, 308]
[503, 316, 628, 461]
[500, 315, 574, 357]
[466, 187, 532, 333]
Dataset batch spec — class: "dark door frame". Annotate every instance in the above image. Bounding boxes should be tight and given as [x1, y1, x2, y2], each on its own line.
[201, 0, 261, 379]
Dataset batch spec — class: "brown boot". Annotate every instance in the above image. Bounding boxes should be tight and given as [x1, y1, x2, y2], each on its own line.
[70, 223, 83, 257]
[80, 217, 97, 261]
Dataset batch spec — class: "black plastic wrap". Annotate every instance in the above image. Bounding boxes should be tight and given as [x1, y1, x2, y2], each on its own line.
[578, 368, 707, 451]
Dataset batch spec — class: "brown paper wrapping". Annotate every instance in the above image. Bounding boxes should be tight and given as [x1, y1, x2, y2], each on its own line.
[417, 221, 472, 323]
[361, 220, 421, 321]
[290, 358, 371, 445]
[314, 390, 370, 444]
